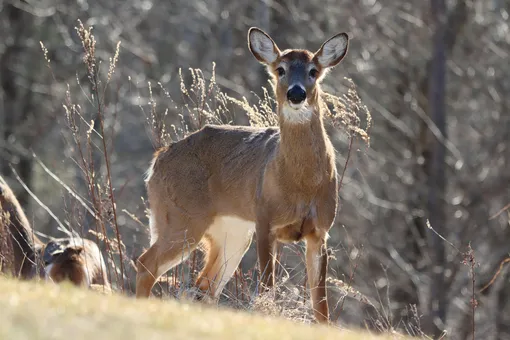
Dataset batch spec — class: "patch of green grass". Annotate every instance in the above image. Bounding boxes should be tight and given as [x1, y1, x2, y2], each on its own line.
[0, 276, 409, 339]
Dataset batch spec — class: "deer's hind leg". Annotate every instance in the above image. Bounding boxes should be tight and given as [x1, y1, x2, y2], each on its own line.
[195, 216, 255, 301]
[136, 208, 209, 298]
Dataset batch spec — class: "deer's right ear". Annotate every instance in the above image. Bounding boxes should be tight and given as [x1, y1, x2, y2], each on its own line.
[248, 27, 280, 65]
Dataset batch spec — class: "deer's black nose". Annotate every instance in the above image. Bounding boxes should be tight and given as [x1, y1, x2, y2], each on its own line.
[287, 86, 306, 104]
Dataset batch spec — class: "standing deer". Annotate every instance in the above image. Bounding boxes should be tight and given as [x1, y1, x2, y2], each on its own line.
[136, 27, 349, 323]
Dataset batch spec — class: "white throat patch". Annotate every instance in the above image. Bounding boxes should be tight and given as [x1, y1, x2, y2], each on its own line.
[281, 102, 313, 124]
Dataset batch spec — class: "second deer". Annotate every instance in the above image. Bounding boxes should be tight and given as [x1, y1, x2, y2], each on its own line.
[42, 237, 110, 290]
[136, 27, 349, 323]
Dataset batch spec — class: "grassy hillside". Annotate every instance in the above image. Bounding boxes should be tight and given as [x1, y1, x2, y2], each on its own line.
[0, 277, 410, 340]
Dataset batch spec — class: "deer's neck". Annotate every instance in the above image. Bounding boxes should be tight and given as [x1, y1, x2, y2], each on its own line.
[276, 100, 335, 192]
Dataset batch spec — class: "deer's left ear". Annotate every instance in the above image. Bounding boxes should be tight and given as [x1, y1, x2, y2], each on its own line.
[314, 33, 349, 68]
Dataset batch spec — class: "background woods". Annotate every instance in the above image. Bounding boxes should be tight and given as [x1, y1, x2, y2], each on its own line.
[1, 0, 510, 338]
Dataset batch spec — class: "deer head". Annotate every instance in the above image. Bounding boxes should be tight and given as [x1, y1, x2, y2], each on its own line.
[248, 27, 349, 124]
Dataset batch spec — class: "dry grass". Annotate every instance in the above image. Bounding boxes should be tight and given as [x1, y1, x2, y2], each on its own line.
[0, 275, 412, 340]
[145, 64, 371, 148]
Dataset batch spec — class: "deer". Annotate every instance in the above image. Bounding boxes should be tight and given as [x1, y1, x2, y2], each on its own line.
[0, 176, 111, 291]
[135, 27, 349, 324]
[42, 237, 110, 290]
[0, 175, 44, 279]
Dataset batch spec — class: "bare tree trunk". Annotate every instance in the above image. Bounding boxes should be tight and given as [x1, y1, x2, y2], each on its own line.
[426, 0, 448, 336]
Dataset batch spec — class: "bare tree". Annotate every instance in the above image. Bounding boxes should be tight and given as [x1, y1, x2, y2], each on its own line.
[425, 0, 448, 336]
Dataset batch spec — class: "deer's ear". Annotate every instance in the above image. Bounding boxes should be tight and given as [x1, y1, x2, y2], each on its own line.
[44, 241, 63, 256]
[314, 33, 349, 68]
[248, 27, 281, 65]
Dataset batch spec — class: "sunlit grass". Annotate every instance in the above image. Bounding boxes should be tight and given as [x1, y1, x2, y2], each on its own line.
[0, 276, 410, 340]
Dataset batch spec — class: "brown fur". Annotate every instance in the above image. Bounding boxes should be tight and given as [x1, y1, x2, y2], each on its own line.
[136, 27, 349, 324]
[43, 238, 110, 289]
[0, 175, 44, 279]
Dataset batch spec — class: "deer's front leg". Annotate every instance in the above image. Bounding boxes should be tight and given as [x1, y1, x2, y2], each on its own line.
[305, 232, 329, 323]
[256, 221, 276, 291]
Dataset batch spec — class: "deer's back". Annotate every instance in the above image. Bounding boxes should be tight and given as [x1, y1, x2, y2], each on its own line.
[148, 124, 280, 219]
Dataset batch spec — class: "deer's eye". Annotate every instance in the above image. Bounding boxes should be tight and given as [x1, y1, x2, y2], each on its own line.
[276, 67, 285, 77]
[309, 69, 319, 78]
